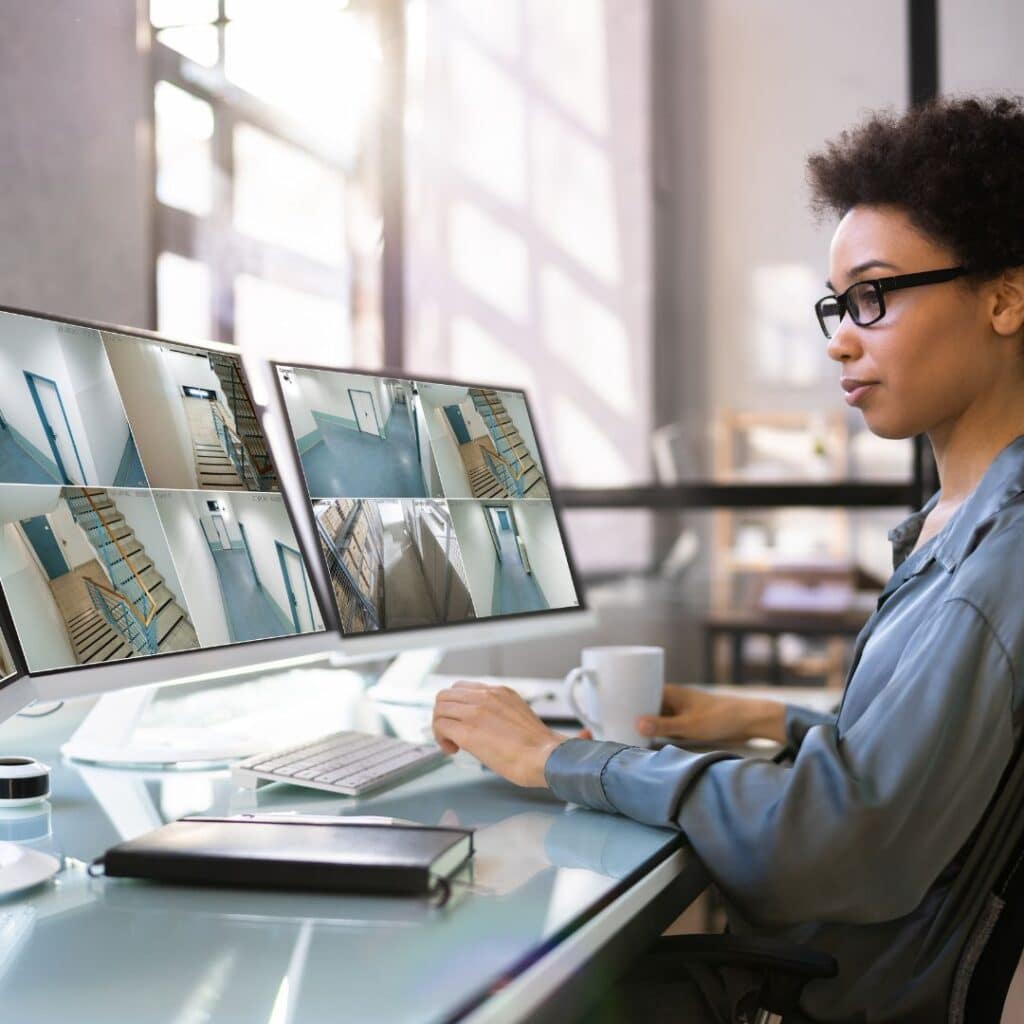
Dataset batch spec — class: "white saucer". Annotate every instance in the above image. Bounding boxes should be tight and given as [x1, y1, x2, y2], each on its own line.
[0, 842, 59, 897]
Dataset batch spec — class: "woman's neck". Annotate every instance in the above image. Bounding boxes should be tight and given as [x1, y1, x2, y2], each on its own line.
[927, 388, 1024, 504]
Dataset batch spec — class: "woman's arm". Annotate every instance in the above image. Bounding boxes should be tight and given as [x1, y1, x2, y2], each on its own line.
[434, 596, 1015, 927]
[429, 683, 793, 788]
[545, 597, 1015, 926]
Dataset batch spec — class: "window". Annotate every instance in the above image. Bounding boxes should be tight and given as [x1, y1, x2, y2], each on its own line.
[149, 0, 385, 367]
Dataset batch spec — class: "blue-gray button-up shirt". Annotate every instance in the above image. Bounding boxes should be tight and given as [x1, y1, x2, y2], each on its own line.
[545, 436, 1024, 1022]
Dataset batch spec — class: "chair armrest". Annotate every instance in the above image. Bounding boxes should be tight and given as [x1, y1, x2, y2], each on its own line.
[637, 933, 838, 1019]
[650, 933, 838, 981]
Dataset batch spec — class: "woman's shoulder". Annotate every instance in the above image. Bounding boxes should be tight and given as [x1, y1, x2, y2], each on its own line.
[947, 498, 1024, 632]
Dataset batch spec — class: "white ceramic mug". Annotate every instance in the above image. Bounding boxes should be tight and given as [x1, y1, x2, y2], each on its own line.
[564, 646, 664, 747]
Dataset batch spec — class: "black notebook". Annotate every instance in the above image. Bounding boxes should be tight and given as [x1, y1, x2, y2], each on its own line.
[99, 815, 475, 899]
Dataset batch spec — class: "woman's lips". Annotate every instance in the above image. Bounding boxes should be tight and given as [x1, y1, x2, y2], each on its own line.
[841, 379, 878, 406]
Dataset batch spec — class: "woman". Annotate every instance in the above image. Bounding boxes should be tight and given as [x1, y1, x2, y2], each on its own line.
[432, 96, 1024, 1023]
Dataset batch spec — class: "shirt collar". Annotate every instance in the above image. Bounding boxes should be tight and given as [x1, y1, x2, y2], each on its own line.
[888, 434, 1024, 571]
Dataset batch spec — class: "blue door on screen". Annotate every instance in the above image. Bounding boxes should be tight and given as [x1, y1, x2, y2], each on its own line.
[21, 516, 69, 579]
[277, 541, 315, 633]
[24, 372, 86, 485]
[496, 509, 510, 530]
[443, 405, 472, 444]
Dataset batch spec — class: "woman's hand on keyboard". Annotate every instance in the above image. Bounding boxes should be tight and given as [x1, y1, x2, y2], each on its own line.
[432, 681, 568, 789]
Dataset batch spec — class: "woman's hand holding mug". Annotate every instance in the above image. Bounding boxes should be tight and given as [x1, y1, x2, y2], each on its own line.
[577, 683, 787, 746]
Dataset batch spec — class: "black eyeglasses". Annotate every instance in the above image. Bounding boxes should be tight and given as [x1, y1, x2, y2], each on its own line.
[814, 266, 966, 339]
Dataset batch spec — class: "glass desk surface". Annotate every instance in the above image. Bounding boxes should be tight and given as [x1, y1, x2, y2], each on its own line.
[0, 689, 699, 1024]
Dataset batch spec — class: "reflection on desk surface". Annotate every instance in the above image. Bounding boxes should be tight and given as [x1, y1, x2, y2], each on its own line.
[0, 747, 688, 1024]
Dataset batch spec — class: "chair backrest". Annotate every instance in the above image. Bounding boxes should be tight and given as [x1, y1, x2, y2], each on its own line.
[947, 733, 1024, 1023]
[965, 820, 1024, 1021]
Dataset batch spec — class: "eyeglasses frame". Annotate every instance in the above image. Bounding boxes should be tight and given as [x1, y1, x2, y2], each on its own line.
[814, 266, 967, 339]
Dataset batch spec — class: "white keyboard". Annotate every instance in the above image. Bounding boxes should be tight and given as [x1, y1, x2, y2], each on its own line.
[232, 731, 447, 796]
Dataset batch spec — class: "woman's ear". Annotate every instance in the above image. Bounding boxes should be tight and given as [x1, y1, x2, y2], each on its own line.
[990, 267, 1024, 337]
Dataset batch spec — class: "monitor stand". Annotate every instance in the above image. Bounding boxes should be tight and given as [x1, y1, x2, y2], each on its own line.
[362, 648, 443, 704]
[61, 650, 445, 767]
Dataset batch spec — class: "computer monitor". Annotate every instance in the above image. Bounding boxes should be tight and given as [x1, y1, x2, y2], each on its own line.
[0, 304, 594, 761]
[272, 362, 588, 660]
[0, 305, 338, 718]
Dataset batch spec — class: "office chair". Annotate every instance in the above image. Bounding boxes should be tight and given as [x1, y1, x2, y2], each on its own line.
[638, 930, 835, 1024]
[639, 735, 1024, 1024]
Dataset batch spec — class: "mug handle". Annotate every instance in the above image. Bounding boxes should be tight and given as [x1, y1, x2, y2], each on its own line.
[564, 667, 600, 734]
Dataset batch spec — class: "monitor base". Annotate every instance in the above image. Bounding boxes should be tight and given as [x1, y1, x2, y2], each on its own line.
[61, 662, 369, 767]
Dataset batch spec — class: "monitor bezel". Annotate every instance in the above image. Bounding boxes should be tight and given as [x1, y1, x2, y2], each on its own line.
[0, 302, 336, 680]
[269, 359, 589, 640]
[0, 578, 28, 689]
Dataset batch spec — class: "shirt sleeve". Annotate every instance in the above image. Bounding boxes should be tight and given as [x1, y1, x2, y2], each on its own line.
[784, 703, 838, 749]
[544, 597, 1015, 927]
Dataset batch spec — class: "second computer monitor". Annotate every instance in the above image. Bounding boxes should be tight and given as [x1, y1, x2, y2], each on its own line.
[274, 365, 582, 636]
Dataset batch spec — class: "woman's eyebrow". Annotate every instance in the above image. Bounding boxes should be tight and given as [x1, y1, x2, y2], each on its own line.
[825, 259, 900, 291]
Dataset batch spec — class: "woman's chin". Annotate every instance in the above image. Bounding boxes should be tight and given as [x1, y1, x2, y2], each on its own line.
[857, 411, 917, 441]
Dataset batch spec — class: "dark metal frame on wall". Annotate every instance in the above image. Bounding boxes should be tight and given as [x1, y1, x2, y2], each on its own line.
[908, 0, 941, 506]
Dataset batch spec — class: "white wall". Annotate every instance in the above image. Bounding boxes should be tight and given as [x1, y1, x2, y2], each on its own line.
[0, 485, 62, 528]
[111, 489, 188, 612]
[0, 313, 57, 464]
[459, 397, 489, 441]
[695, 0, 906, 425]
[155, 490, 229, 647]
[418, 383, 472, 494]
[163, 348, 225, 406]
[0, 311, 103, 483]
[0, 1, 150, 328]
[412, 393, 443, 495]
[280, 372, 319, 440]
[512, 501, 578, 610]
[102, 334, 198, 489]
[290, 368, 386, 431]
[47, 498, 99, 571]
[0, 522, 74, 672]
[231, 493, 316, 631]
[939, 0, 1024, 95]
[58, 331, 131, 484]
[448, 499, 498, 616]
[375, 377, 394, 427]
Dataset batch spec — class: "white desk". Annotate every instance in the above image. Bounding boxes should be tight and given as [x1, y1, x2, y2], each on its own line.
[0, 691, 710, 1024]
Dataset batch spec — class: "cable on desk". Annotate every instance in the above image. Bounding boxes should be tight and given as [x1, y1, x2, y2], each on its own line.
[429, 877, 452, 907]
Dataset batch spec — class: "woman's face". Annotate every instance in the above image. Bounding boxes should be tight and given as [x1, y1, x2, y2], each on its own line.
[826, 204, 996, 439]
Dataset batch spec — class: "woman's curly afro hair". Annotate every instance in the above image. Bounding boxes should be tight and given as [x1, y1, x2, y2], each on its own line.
[806, 95, 1024, 278]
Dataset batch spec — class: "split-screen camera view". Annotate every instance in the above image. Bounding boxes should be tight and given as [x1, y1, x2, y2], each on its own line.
[0, 310, 323, 673]
[279, 365, 579, 635]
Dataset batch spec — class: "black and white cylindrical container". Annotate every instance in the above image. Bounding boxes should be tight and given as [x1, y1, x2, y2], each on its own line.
[0, 758, 50, 807]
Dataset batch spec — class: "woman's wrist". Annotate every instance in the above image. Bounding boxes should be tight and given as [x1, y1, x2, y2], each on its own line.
[527, 732, 568, 789]
[742, 699, 788, 744]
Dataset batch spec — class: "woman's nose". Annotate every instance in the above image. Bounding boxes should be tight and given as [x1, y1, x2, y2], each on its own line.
[826, 318, 863, 362]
